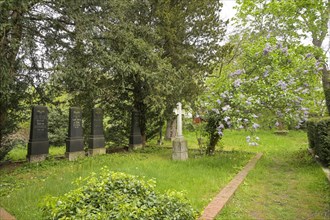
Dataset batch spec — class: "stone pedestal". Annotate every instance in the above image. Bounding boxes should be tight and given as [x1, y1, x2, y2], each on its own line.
[88, 148, 106, 156]
[27, 154, 48, 163]
[172, 137, 188, 160]
[65, 151, 85, 161]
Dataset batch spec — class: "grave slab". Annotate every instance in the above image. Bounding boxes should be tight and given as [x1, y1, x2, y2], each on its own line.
[27, 106, 49, 162]
[88, 108, 106, 155]
[66, 107, 85, 161]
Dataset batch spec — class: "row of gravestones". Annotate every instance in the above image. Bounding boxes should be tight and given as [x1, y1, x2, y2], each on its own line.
[27, 106, 107, 162]
[27, 103, 188, 162]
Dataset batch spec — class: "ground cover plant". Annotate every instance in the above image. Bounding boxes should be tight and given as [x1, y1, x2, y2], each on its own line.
[42, 168, 198, 219]
[0, 140, 253, 220]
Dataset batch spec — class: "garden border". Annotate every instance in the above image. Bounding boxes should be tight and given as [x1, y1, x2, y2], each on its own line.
[0, 207, 16, 220]
[199, 153, 263, 220]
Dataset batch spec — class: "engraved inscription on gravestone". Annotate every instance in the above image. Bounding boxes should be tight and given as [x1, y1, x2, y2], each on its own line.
[66, 107, 84, 152]
[92, 108, 103, 136]
[89, 108, 105, 149]
[34, 109, 47, 140]
[27, 106, 49, 159]
[69, 109, 83, 137]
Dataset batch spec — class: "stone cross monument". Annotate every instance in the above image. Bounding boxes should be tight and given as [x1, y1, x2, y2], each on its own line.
[173, 102, 184, 138]
[172, 102, 188, 160]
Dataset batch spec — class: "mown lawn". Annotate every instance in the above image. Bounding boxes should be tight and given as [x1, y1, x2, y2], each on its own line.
[219, 130, 330, 219]
[0, 130, 329, 220]
[0, 144, 252, 220]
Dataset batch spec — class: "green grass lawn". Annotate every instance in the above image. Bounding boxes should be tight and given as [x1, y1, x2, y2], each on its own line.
[0, 130, 329, 219]
[0, 144, 252, 219]
[219, 130, 330, 219]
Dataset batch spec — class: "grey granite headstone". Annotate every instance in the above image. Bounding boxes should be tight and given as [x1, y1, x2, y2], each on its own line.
[65, 107, 85, 160]
[88, 108, 106, 155]
[129, 109, 142, 149]
[27, 106, 49, 162]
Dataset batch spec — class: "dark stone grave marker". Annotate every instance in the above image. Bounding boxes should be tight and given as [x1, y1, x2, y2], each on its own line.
[66, 107, 85, 160]
[27, 106, 49, 162]
[88, 108, 106, 155]
[129, 109, 142, 149]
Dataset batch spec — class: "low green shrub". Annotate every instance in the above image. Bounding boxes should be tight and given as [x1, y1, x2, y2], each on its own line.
[307, 117, 330, 166]
[48, 107, 68, 147]
[41, 167, 198, 219]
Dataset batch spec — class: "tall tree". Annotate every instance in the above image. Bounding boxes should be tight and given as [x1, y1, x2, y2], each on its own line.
[151, 0, 228, 140]
[0, 0, 70, 158]
[235, 0, 330, 114]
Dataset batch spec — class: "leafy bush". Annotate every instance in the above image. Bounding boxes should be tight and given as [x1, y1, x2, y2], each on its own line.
[307, 117, 330, 166]
[48, 107, 68, 147]
[42, 167, 198, 219]
[0, 129, 28, 161]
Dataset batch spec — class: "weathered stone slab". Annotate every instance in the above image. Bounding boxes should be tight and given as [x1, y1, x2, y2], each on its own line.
[88, 108, 105, 151]
[27, 106, 49, 162]
[88, 148, 106, 156]
[66, 107, 84, 160]
[65, 151, 85, 161]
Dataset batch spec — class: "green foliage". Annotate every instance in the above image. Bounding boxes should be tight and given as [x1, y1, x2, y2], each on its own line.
[0, 0, 227, 151]
[235, 0, 330, 114]
[307, 117, 330, 166]
[0, 129, 28, 161]
[48, 107, 68, 147]
[42, 167, 198, 219]
[0, 139, 16, 161]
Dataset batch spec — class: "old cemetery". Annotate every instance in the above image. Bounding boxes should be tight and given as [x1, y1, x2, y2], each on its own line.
[0, 103, 329, 219]
[2, 0, 330, 219]
[26, 106, 106, 162]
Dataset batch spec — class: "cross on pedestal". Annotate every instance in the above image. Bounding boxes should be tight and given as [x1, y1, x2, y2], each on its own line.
[173, 102, 185, 138]
[172, 102, 188, 160]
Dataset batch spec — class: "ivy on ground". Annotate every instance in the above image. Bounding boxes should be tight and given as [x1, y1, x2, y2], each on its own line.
[41, 167, 198, 219]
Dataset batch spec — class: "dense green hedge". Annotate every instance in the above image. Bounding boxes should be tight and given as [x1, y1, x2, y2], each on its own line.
[307, 117, 330, 166]
[42, 167, 198, 219]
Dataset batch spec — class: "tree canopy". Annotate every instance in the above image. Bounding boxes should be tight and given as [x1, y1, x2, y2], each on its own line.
[0, 0, 227, 156]
[235, 0, 330, 114]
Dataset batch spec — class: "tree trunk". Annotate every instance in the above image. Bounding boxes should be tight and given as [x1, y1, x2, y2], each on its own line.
[157, 120, 164, 145]
[165, 118, 177, 140]
[165, 119, 171, 140]
[207, 133, 220, 155]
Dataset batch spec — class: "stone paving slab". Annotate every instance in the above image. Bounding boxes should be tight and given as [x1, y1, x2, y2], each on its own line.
[199, 153, 263, 220]
[0, 208, 16, 220]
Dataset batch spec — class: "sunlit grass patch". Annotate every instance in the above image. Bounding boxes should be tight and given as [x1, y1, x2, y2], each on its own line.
[0, 146, 253, 220]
